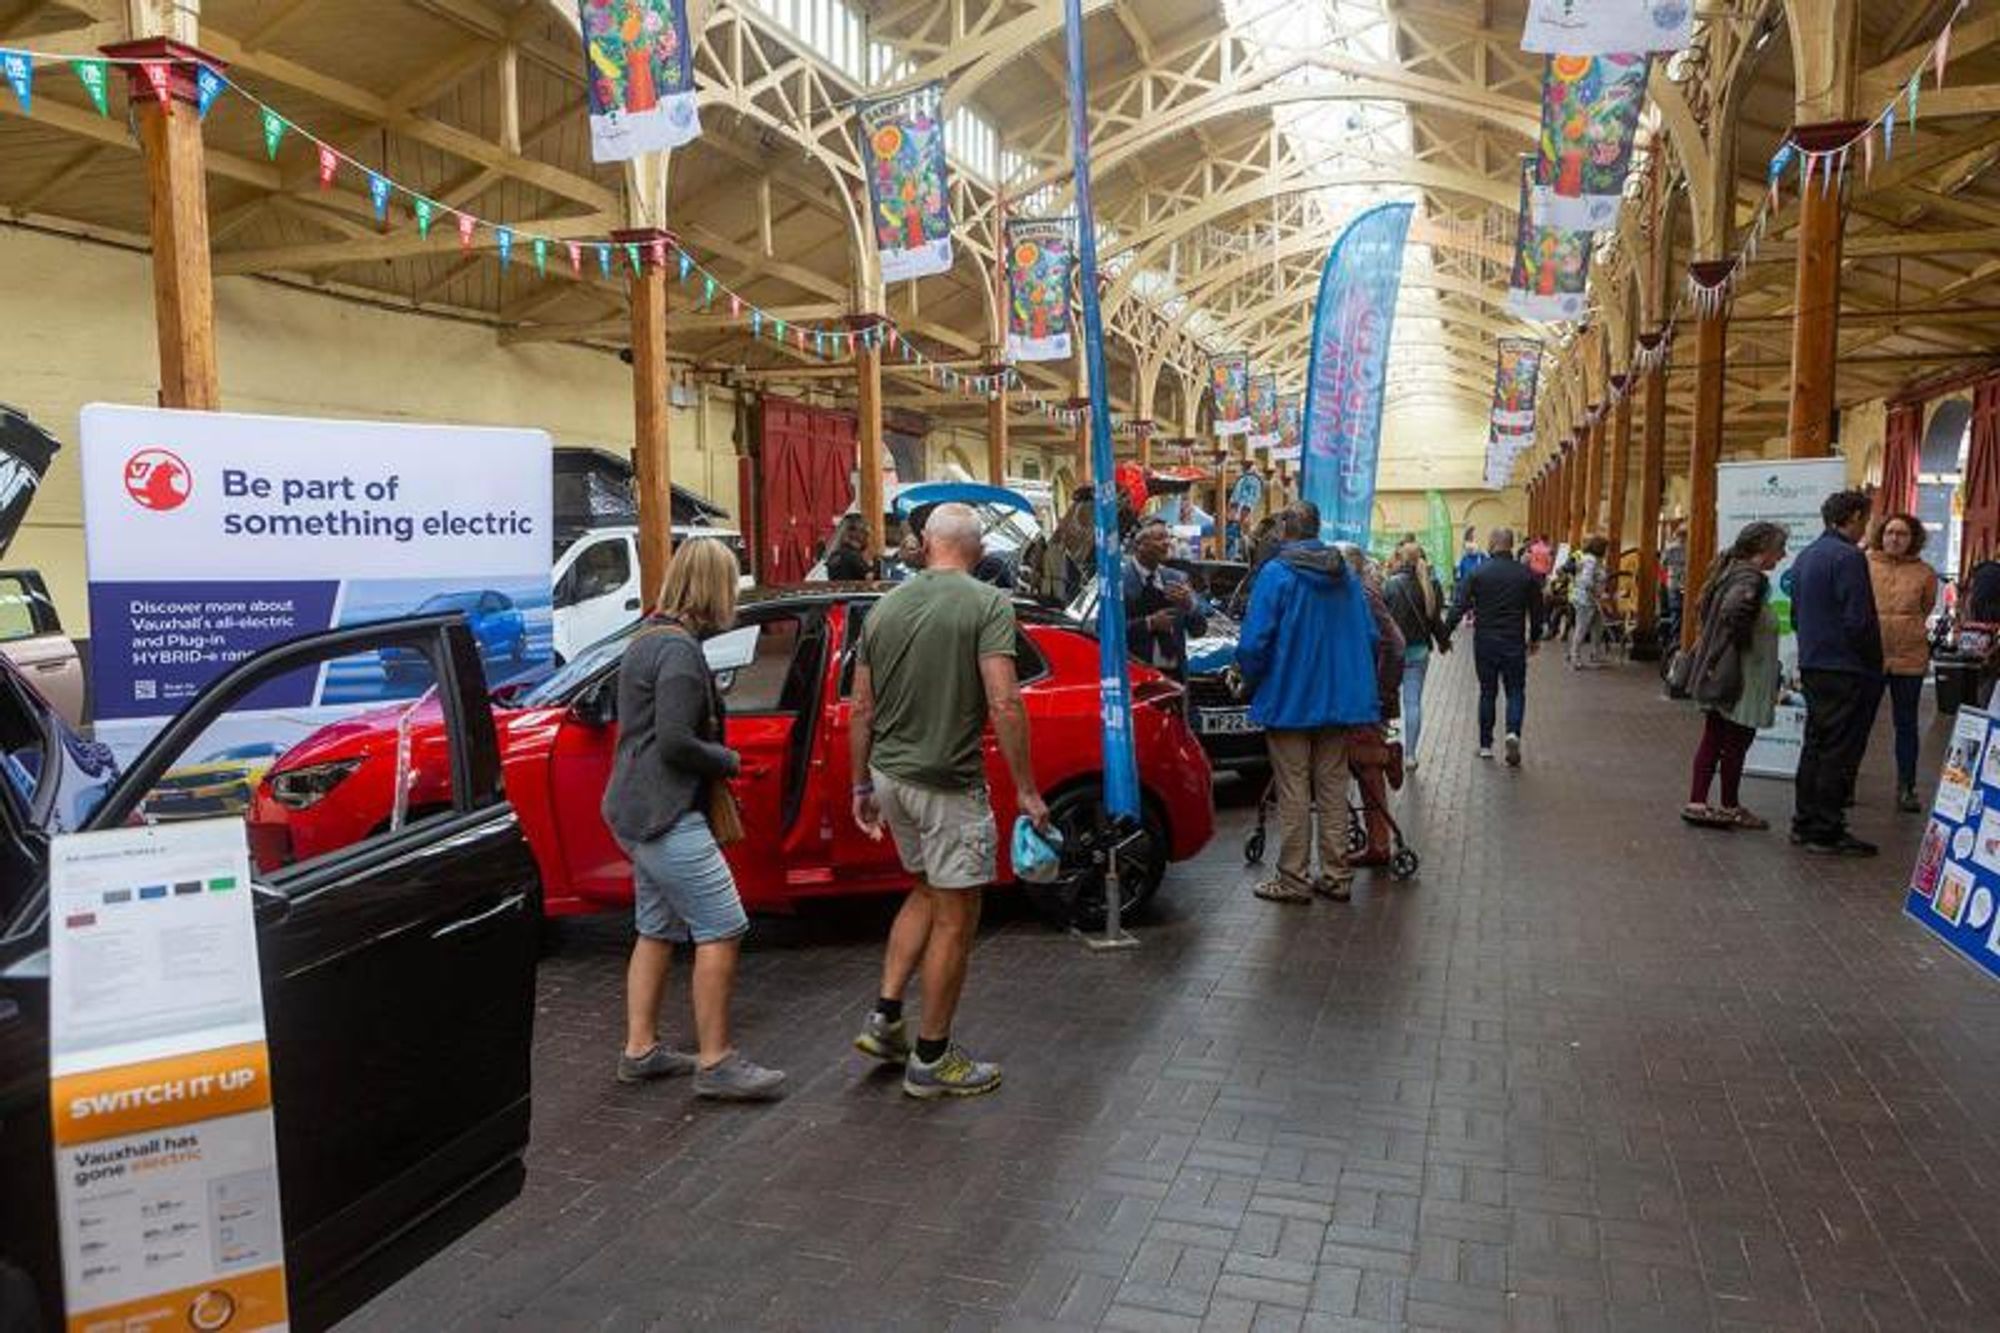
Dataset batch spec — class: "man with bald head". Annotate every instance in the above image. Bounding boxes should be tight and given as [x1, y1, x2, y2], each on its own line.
[849, 502, 1049, 1098]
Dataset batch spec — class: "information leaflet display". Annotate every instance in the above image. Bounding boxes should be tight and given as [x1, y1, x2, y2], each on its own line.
[1906, 708, 2000, 985]
[80, 405, 552, 763]
[48, 820, 288, 1331]
[1714, 458, 1848, 778]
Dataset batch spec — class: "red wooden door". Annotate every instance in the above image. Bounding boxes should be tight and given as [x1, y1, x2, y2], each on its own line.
[759, 397, 857, 583]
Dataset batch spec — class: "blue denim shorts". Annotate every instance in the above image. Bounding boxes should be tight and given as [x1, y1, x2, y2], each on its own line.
[623, 813, 749, 944]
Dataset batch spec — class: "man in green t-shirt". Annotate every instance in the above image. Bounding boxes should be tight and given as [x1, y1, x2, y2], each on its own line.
[849, 503, 1049, 1099]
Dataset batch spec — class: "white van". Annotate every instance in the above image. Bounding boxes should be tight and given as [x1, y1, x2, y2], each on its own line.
[551, 524, 751, 662]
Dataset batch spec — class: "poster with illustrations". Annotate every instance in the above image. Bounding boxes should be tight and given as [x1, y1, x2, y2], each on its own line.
[1907, 707, 2000, 985]
[1533, 54, 1653, 232]
[579, 0, 700, 162]
[1247, 374, 1280, 451]
[859, 83, 954, 283]
[1210, 355, 1251, 437]
[1521, 0, 1694, 55]
[1005, 217, 1075, 363]
[1506, 156, 1591, 322]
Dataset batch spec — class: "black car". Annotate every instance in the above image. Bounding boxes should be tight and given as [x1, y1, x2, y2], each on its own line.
[0, 617, 540, 1331]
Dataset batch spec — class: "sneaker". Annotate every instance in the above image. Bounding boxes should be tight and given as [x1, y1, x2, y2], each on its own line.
[1406, 757, 1420, 772]
[616, 1043, 698, 1084]
[1477, 746, 1495, 759]
[1314, 873, 1353, 902]
[694, 1051, 786, 1101]
[1897, 786, 1921, 813]
[1803, 834, 1879, 858]
[1253, 878, 1313, 903]
[904, 1045, 1002, 1100]
[1504, 734, 1521, 767]
[854, 1011, 913, 1064]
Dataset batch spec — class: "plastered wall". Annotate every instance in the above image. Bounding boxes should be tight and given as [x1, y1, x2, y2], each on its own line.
[2, 226, 741, 633]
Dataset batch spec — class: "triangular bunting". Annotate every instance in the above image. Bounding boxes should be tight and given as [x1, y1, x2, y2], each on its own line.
[195, 65, 223, 118]
[261, 106, 286, 159]
[2, 51, 31, 115]
[415, 197, 434, 238]
[496, 227, 513, 268]
[70, 58, 108, 116]
[533, 236, 548, 276]
[567, 241, 582, 275]
[140, 62, 171, 107]
[369, 173, 391, 221]
[317, 143, 338, 190]
[457, 212, 477, 250]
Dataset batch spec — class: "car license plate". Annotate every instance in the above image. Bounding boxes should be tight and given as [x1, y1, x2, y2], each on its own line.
[1199, 708, 1258, 735]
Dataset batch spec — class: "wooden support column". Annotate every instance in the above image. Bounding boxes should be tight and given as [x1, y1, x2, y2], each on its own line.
[614, 228, 673, 607]
[103, 41, 223, 410]
[1567, 431, 1588, 549]
[1635, 335, 1668, 652]
[853, 316, 886, 559]
[1583, 408, 1606, 535]
[984, 346, 1008, 487]
[1606, 377, 1633, 577]
[1786, 124, 1864, 458]
[1686, 261, 1733, 650]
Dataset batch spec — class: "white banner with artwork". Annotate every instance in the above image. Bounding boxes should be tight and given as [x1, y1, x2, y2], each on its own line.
[81, 405, 553, 764]
[1715, 458, 1850, 778]
[1521, 0, 1693, 55]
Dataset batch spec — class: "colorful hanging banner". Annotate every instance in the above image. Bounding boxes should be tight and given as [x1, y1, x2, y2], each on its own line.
[1062, 0, 1140, 826]
[1247, 374, 1280, 451]
[580, 0, 700, 162]
[1533, 54, 1652, 231]
[859, 83, 954, 284]
[1521, 0, 1693, 55]
[1426, 491, 1455, 588]
[1299, 201, 1413, 548]
[1004, 217, 1075, 363]
[1489, 338, 1544, 432]
[1507, 156, 1591, 322]
[1209, 354, 1252, 438]
[1274, 393, 1302, 462]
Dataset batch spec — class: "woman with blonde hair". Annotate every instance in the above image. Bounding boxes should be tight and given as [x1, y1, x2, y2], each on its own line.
[602, 538, 784, 1101]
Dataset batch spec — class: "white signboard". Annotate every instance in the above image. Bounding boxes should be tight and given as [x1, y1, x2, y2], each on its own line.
[1715, 459, 1851, 778]
[49, 821, 288, 1332]
[80, 405, 552, 762]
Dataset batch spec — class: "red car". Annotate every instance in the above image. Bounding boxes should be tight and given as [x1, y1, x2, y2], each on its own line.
[247, 588, 1215, 924]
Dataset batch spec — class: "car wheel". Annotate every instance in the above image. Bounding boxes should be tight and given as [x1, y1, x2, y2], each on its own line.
[1027, 785, 1168, 932]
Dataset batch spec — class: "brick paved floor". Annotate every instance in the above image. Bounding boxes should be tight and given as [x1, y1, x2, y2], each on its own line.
[342, 650, 2000, 1332]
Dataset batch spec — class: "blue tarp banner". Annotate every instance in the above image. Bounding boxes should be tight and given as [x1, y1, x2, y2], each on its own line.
[1299, 202, 1413, 547]
[1063, 0, 1140, 822]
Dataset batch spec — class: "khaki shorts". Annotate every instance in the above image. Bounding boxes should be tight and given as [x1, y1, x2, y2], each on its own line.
[871, 769, 997, 889]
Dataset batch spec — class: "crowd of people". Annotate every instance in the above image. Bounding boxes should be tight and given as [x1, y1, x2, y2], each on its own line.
[603, 478, 1958, 1105]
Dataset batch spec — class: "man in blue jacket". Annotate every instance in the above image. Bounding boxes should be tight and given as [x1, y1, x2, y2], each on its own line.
[1236, 501, 1380, 903]
[1790, 489, 1884, 855]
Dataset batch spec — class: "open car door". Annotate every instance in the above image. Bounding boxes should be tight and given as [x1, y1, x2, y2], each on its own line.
[0, 615, 540, 1331]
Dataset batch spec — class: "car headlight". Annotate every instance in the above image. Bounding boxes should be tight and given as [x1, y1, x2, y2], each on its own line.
[268, 759, 361, 811]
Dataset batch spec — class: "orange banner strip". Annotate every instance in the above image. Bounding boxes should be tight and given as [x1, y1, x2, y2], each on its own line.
[51, 1042, 272, 1147]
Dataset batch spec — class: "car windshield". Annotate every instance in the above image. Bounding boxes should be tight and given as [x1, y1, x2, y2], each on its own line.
[518, 621, 644, 706]
[417, 591, 484, 613]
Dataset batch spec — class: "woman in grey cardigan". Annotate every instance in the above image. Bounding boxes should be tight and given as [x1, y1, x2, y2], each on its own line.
[603, 539, 784, 1101]
[1681, 522, 1788, 830]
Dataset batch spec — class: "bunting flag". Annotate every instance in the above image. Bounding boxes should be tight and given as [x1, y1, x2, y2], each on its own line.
[533, 236, 548, 275]
[71, 58, 108, 115]
[317, 143, 338, 190]
[261, 106, 286, 159]
[3, 50, 31, 113]
[1507, 156, 1591, 322]
[139, 61, 171, 106]
[859, 82, 954, 284]
[579, 0, 700, 162]
[1521, 0, 1693, 55]
[457, 212, 477, 250]
[1533, 54, 1652, 231]
[195, 64, 223, 118]
[1061, 0, 1139, 827]
[1209, 354, 1252, 437]
[414, 197, 434, 238]
[1247, 373, 1280, 451]
[1299, 201, 1413, 547]
[1004, 217, 1076, 363]
[496, 227, 514, 269]
[369, 172, 391, 221]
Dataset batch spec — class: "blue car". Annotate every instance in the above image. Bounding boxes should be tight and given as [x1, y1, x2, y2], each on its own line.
[379, 590, 527, 682]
